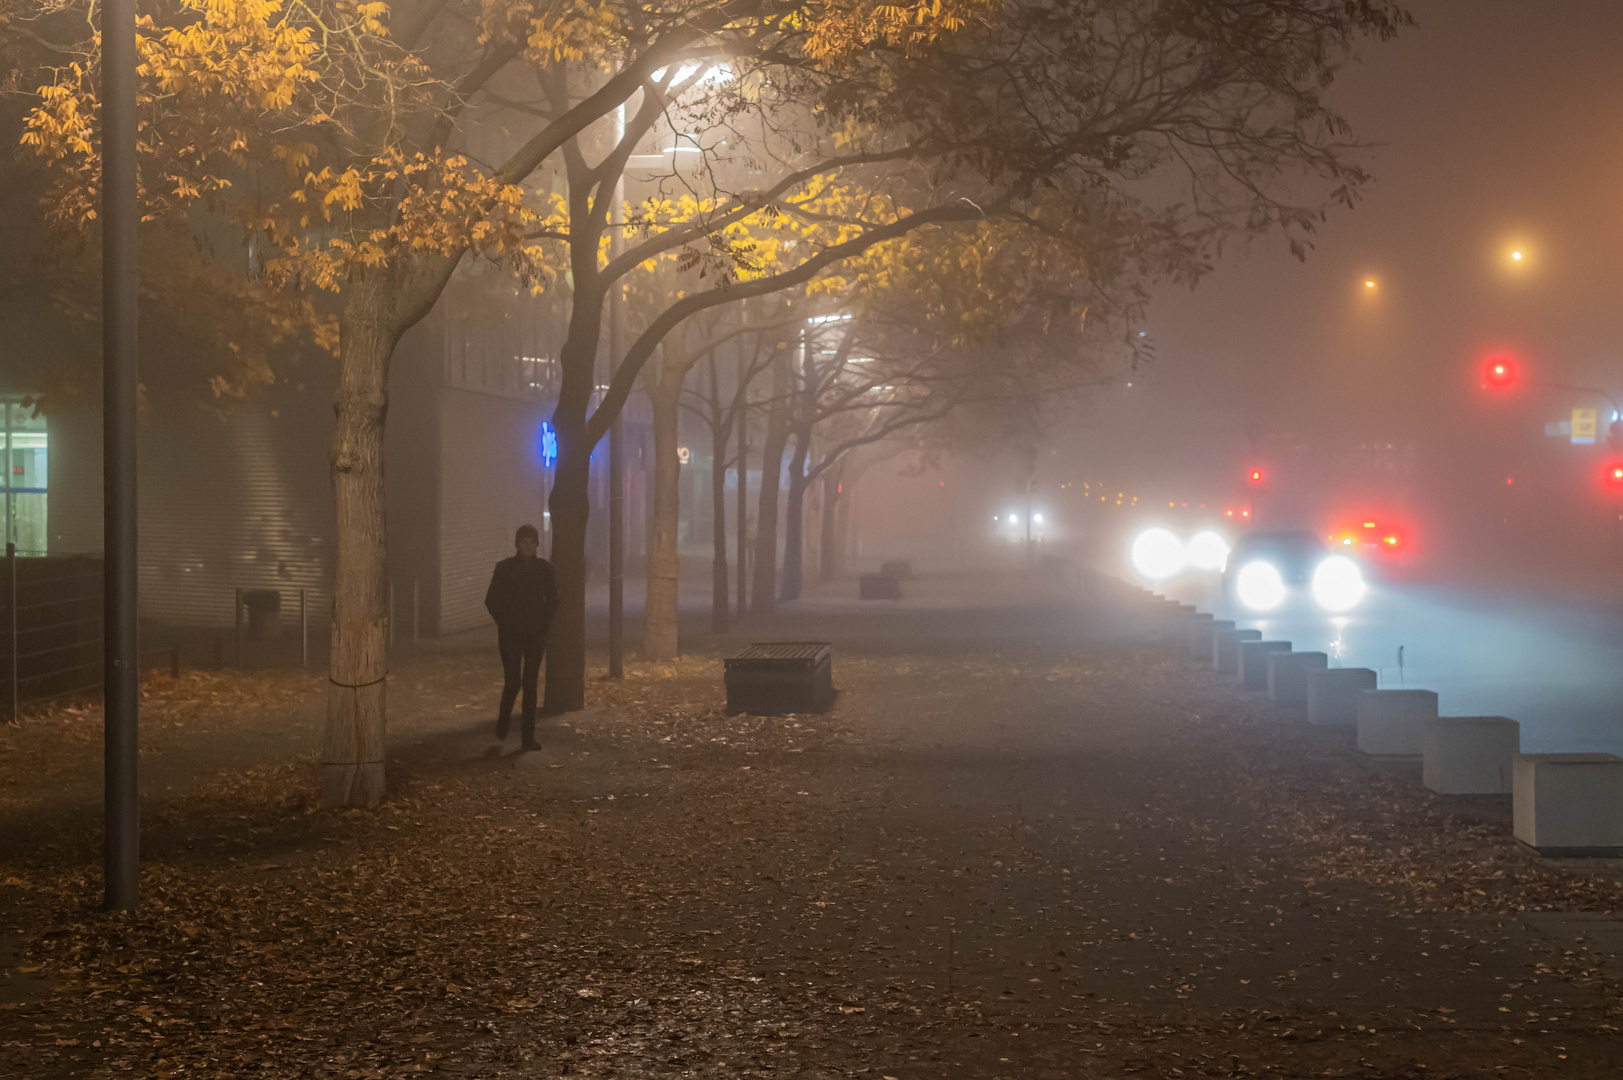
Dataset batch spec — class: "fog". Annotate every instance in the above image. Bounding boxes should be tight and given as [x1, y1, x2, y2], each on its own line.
[843, 0, 1623, 754]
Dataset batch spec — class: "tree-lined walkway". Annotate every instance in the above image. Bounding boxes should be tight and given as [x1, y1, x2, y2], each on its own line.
[2, 568, 1620, 1077]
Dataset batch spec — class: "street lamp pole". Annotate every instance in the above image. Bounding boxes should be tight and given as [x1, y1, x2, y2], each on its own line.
[102, 0, 140, 911]
[1534, 380, 1621, 424]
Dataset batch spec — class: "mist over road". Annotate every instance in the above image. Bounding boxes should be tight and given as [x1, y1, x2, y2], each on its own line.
[1164, 575, 1623, 755]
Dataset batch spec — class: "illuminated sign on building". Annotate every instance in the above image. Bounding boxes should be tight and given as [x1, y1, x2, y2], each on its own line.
[540, 421, 558, 467]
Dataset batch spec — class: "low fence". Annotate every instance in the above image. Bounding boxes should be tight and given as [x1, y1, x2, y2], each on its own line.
[2, 549, 426, 721]
[2, 546, 182, 721]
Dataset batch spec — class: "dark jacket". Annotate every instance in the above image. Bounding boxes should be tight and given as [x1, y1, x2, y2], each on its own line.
[484, 555, 560, 639]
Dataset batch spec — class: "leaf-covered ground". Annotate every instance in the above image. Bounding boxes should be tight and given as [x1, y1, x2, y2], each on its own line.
[2, 579, 1621, 1078]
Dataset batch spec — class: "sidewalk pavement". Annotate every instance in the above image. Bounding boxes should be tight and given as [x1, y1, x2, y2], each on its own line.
[2, 567, 1620, 1078]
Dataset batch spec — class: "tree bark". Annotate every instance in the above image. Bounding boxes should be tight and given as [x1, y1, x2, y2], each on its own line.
[779, 431, 811, 602]
[321, 273, 400, 808]
[833, 472, 852, 577]
[544, 429, 591, 713]
[750, 356, 792, 615]
[708, 359, 730, 634]
[642, 350, 683, 661]
[819, 464, 843, 582]
[541, 260, 605, 714]
[735, 350, 750, 619]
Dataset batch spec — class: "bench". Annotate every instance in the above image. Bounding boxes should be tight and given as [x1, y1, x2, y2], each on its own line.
[859, 573, 903, 600]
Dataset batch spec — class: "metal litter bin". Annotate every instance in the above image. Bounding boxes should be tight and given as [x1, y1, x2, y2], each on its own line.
[242, 589, 282, 640]
[724, 642, 834, 715]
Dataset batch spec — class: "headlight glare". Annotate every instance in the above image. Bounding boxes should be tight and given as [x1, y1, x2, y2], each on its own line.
[1235, 561, 1287, 611]
[1130, 528, 1185, 580]
[1186, 530, 1230, 572]
[1312, 555, 1366, 612]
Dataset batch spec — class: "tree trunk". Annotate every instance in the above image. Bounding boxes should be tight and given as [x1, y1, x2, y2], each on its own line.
[779, 433, 811, 601]
[735, 355, 750, 619]
[321, 275, 399, 808]
[819, 466, 843, 582]
[750, 357, 792, 615]
[544, 432, 591, 713]
[642, 356, 682, 661]
[542, 265, 607, 714]
[709, 364, 730, 634]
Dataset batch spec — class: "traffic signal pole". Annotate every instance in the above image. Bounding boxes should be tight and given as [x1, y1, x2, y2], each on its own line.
[102, 0, 141, 911]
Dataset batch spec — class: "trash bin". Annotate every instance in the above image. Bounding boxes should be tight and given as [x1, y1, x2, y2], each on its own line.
[242, 589, 281, 640]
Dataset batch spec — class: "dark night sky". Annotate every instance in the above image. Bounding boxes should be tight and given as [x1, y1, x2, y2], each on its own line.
[1069, 0, 1623, 508]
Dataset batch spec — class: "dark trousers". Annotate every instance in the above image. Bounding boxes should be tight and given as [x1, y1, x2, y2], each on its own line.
[498, 629, 546, 741]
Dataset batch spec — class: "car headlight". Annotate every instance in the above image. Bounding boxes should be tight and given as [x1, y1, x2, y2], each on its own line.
[1186, 530, 1230, 572]
[1312, 555, 1366, 612]
[1130, 528, 1185, 580]
[1234, 561, 1286, 611]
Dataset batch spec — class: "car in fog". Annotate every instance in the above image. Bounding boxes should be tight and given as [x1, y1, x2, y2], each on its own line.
[1223, 529, 1367, 613]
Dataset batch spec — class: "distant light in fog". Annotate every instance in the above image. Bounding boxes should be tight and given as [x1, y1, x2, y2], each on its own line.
[1506, 477, 1515, 485]
[1187, 531, 1230, 571]
[1364, 279, 1376, 289]
[1033, 513, 1044, 524]
[1008, 513, 1019, 524]
[1511, 251, 1523, 261]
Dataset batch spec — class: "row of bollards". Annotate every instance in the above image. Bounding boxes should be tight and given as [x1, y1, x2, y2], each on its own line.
[1116, 581, 1623, 857]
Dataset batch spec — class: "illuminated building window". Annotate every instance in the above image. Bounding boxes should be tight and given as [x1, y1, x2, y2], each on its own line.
[2, 399, 48, 554]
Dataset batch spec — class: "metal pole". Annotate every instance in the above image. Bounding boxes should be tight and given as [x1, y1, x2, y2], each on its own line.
[300, 587, 308, 667]
[7, 542, 17, 724]
[411, 579, 420, 642]
[101, 0, 140, 912]
[1025, 479, 1033, 562]
[4, 401, 13, 550]
[540, 463, 551, 556]
[607, 104, 626, 679]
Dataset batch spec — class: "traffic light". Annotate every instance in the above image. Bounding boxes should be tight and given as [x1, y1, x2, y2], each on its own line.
[1481, 355, 1518, 390]
[1606, 463, 1623, 490]
[1246, 467, 1265, 485]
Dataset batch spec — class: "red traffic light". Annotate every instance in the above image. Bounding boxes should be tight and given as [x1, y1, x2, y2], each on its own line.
[1481, 355, 1519, 390]
[1606, 463, 1623, 489]
[1247, 468, 1265, 484]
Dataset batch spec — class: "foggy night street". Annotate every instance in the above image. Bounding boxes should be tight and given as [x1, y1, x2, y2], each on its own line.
[11, 0, 1623, 1077]
[4, 568, 1623, 1078]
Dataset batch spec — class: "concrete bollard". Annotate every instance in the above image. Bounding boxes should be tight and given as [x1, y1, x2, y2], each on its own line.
[1506, 753, 1623, 857]
[1512, 753, 1623, 855]
[1305, 668, 1378, 727]
[1239, 641, 1291, 690]
[1189, 617, 1230, 659]
[1268, 651, 1328, 706]
[1422, 716, 1519, 795]
[1213, 628, 1262, 674]
[1356, 689, 1439, 757]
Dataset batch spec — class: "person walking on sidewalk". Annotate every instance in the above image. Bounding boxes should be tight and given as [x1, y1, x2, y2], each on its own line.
[484, 524, 560, 750]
